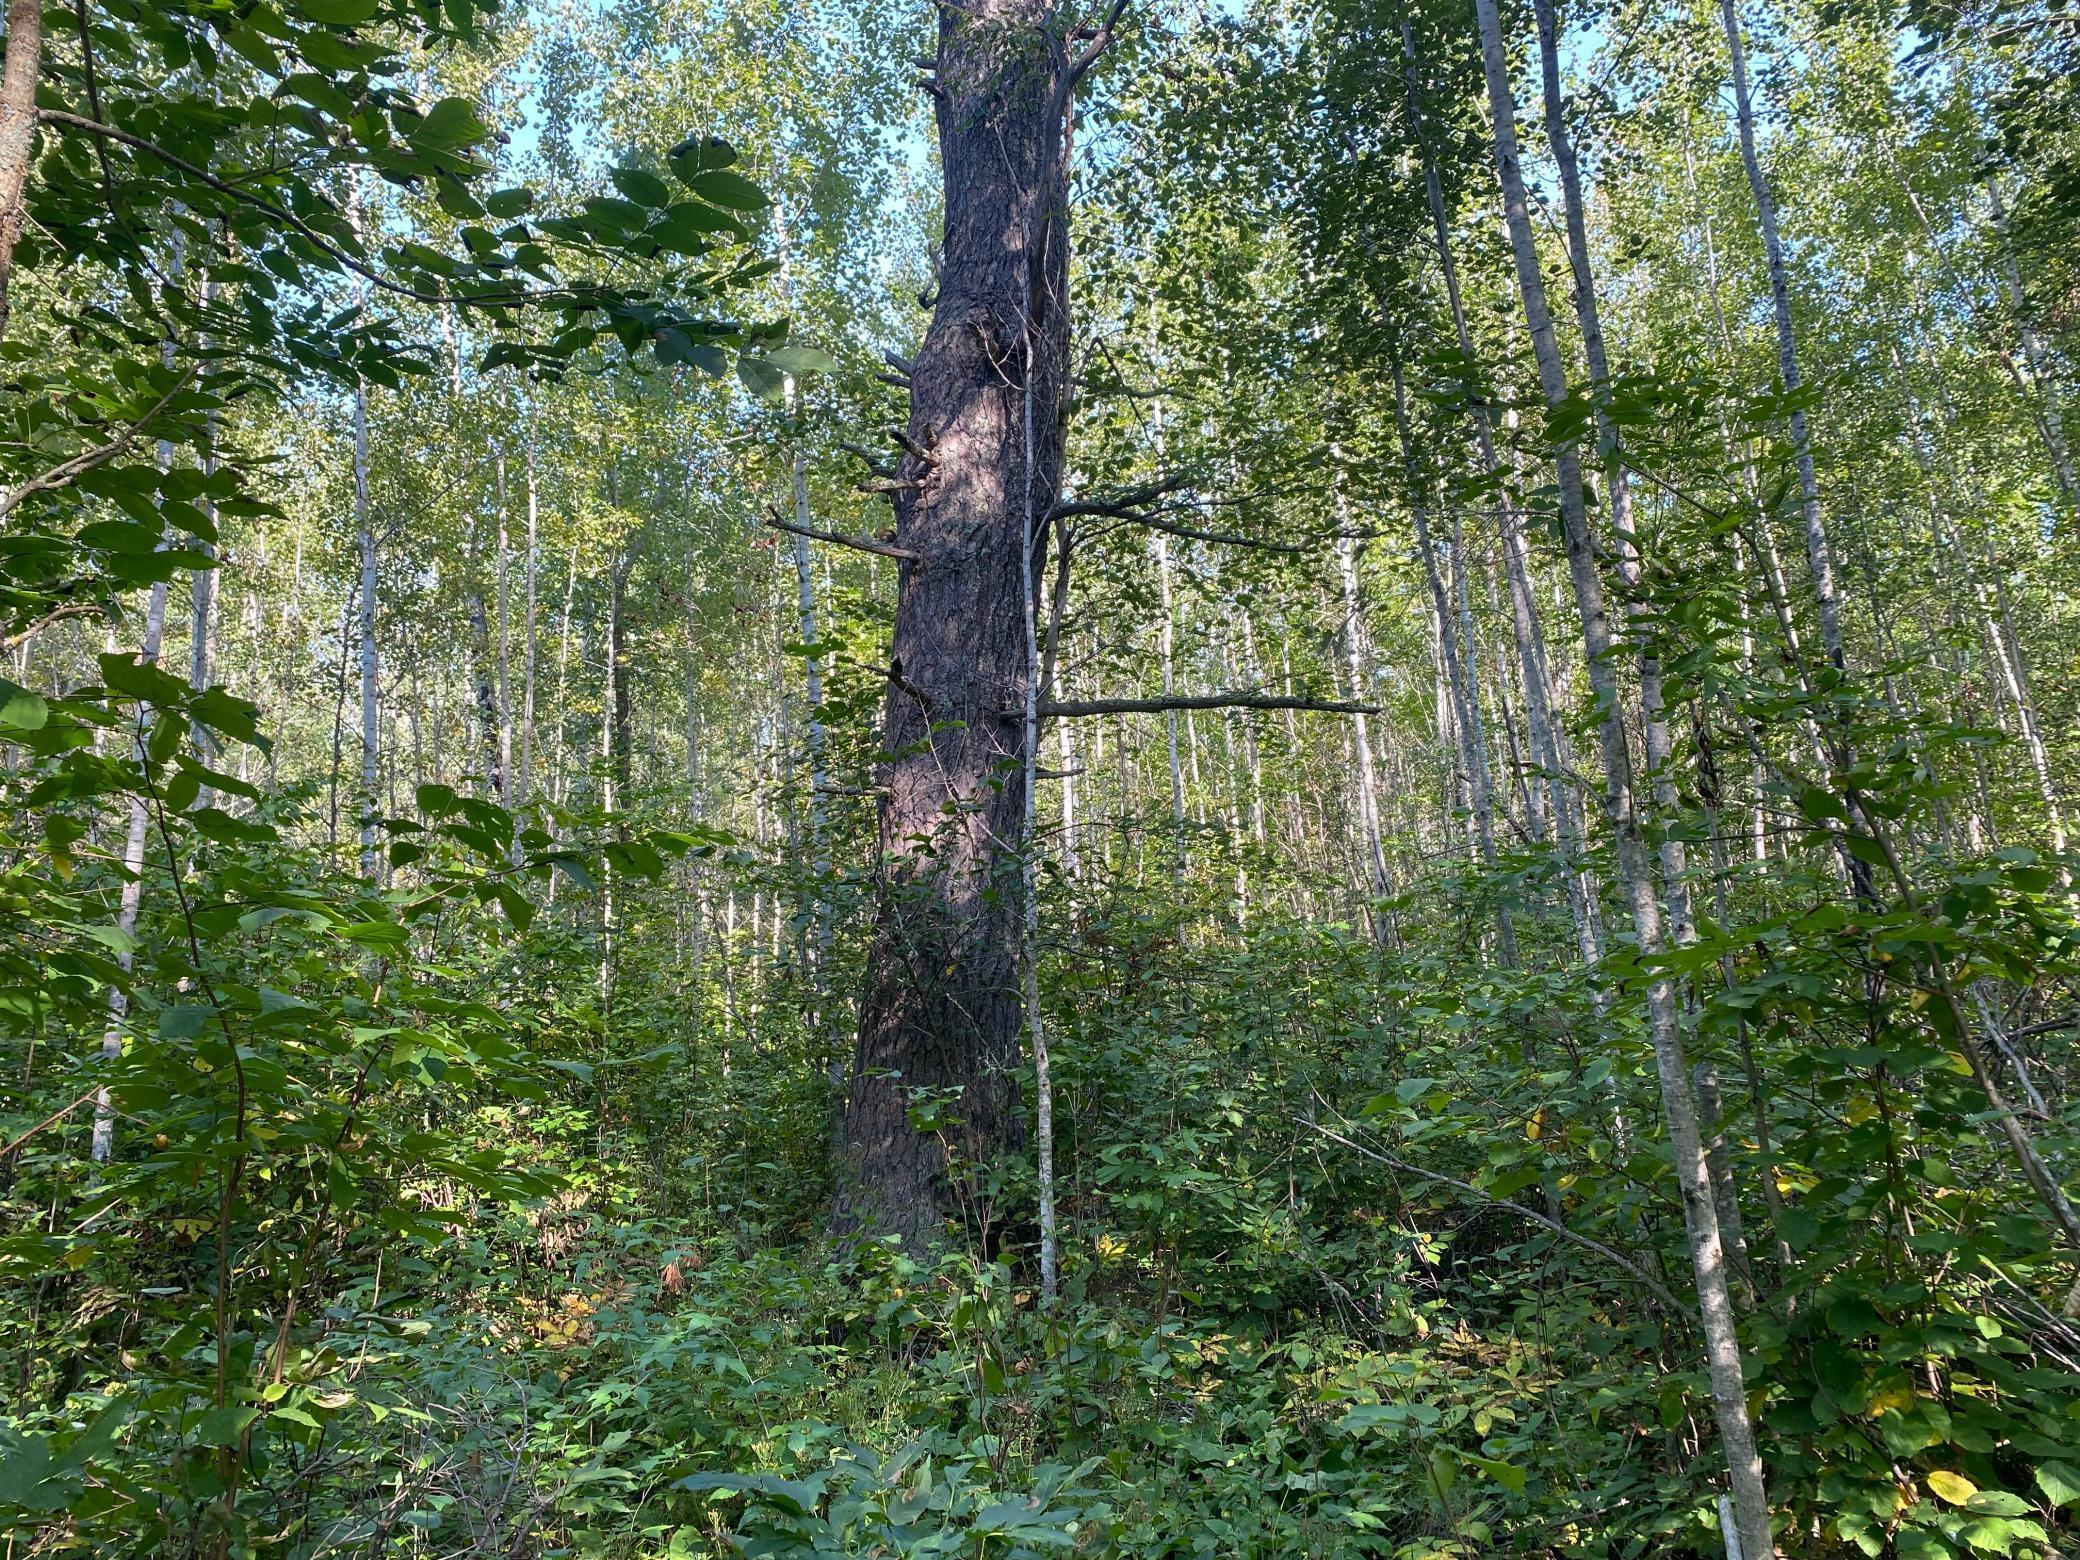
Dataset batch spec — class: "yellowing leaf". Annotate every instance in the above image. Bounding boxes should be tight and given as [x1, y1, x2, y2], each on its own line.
[1927, 1470, 1979, 1506]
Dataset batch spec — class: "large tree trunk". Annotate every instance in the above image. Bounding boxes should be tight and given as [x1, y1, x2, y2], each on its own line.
[837, 0, 1076, 1250]
[0, 0, 41, 342]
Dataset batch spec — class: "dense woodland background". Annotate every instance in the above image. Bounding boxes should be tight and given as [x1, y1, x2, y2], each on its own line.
[2, 0, 2080, 1554]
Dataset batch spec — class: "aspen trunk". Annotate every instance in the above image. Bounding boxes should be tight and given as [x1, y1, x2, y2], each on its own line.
[1532, 0, 1697, 944]
[515, 444, 541, 827]
[1985, 178, 2078, 514]
[1718, 0, 1844, 677]
[785, 381, 832, 966]
[496, 461, 514, 804]
[1154, 531, 1187, 878]
[1387, 358, 1517, 966]
[92, 578, 170, 1164]
[1333, 526, 1391, 912]
[355, 378, 379, 882]
[1471, 3, 1775, 1549]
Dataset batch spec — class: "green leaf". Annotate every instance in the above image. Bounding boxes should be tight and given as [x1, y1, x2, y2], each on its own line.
[412, 97, 491, 154]
[765, 345, 838, 375]
[1842, 833, 1889, 868]
[299, 0, 381, 21]
[280, 71, 355, 118]
[0, 678, 48, 731]
[610, 166, 674, 209]
[667, 135, 738, 179]
[1797, 784, 1849, 825]
[651, 202, 739, 248]
[1467, 1456, 1527, 1495]
[1961, 1490, 2031, 1518]
[2034, 1461, 2080, 1506]
[1828, 1296, 1884, 1338]
[684, 169, 767, 211]
[160, 1006, 213, 1039]
[191, 1406, 258, 1447]
[737, 356, 785, 400]
[655, 329, 727, 375]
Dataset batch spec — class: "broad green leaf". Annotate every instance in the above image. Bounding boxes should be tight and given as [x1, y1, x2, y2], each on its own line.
[684, 169, 766, 211]
[0, 678, 48, 731]
[610, 166, 674, 209]
[298, 0, 381, 21]
[2034, 1461, 2080, 1506]
[765, 345, 838, 375]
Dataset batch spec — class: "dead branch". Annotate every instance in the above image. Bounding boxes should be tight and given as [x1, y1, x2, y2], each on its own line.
[0, 363, 199, 522]
[763, 514, 918, 562]
[1304, 1117, 1690, 1317]
[1037, 689, 1377, 717]
[838, 441, 895, 478]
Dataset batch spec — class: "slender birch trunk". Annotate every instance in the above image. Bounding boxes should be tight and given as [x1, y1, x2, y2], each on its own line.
[1985, 178, 2078, 515]
[1387, 357, 1517, 966]
[496, 458, 514, 806]
[1532, 0, 1697, 944]
[1718, 0, 1844, 678]
[1153, 529, 1187, 878]
[96, 245, 185, 1160]
[514, 441, 541, 832]
[785, 376, 831, 968]
[355, 377, 379, 882]
[1019, 338, 1057, 1308]
[1472, 3, 1774, 1548]
[1332, 517, 1391, 912]
[92, 587, 170, 1164]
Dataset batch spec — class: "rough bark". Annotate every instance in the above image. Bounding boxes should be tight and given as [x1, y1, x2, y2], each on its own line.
[837, 0, 1077, 1250]
[0, 0, 41, 341]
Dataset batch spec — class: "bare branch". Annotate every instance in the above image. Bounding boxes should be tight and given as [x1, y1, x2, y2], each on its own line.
[1107, 508, 1306, 554]
[763, 514, 918, 562]
[838, 440, 895, 478]
[1065, 0, 1131, 92]
[1048, 474, 1184, 523]
[1038, 689, 1377, 717]
[1304, 1118, 1691, 1317]
[0, 363, 198, 522]
[890, 426, 937, 466]
[1, 599, 105, 649]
